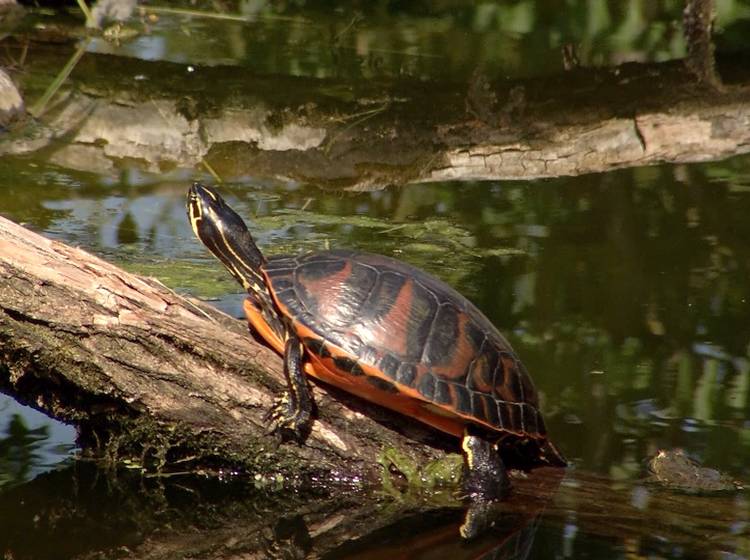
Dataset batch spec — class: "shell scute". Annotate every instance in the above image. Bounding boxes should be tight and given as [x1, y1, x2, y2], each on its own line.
[434, 380, 452, 405]
[395, 363, 417, 386]
[332, 356, 364, 376]
[451, 384, 472, 416]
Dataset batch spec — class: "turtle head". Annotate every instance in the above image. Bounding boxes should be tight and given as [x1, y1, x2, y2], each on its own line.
[187, 182, 266, 293]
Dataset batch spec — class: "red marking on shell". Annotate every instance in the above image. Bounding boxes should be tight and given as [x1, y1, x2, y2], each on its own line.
[432, 312, 476, 381]
[297, 260, 353, 322]
[354, 277, 413, 359]
[496, 354, 521, 404]
[468, 354, 494, 393]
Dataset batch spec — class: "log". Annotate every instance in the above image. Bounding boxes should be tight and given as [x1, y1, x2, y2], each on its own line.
[0, 214, 447, 482]
[2, 37, 750, 191]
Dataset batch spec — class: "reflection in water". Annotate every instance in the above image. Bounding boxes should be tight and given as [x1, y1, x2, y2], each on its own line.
[0, 458, 569, 559]
[0, 413, 48, 488]
[80, 1, 750, 82]
[0, 462, 579, 560]
[324, 509, 540, 560]
[4, 2, 750, 191]
[1, 2, 750, 557]
[0, 395, 76, 489]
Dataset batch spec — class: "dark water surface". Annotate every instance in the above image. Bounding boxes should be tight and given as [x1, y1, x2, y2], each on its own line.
[1, 1, 749, 558]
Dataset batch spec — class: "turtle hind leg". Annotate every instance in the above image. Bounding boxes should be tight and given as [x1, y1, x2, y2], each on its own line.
[266, 333, 314, 443]
[461, 427, 509, 502]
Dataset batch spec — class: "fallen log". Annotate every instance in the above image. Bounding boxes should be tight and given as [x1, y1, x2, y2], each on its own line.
[0, 214, 447, 483]
[2, 37, 750, 190]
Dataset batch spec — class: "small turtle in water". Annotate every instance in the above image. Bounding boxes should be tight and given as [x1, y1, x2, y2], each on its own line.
[187, 183, 566, 502]
[648, 449, 741, 493]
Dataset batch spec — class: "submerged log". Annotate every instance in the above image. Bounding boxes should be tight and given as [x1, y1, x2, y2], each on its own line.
[2, 38, 750, 190]
[0, 214, 448, 482]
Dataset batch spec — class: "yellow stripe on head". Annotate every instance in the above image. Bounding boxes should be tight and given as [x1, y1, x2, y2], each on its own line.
[187, 183, 268, 297]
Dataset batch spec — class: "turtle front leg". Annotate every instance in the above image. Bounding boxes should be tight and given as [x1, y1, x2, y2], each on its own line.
[266, 333, 314, 443]
[461, 427, 509, 502]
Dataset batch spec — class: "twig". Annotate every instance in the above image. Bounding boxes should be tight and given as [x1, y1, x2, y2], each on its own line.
[29, 40, 89, 118]
[75, 0, 93, 27]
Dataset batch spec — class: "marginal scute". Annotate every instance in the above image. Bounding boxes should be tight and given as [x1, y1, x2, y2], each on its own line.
[395, 363, 416, 386]
[333, 356, 364, 376]
[498, 403, 511, 430]
[434, 380, 451, 405]
[508, 403, 524, 432]
[367, 376, 399, 394]
[379, 353, 400, 379]
[452, 384, 472, 415]
[265, 256, 297, 270]
[417, 372, 436, 401]
[269, 277, 293, 293]
[481, 394, 499, 427]
[358, 345, 380, 367]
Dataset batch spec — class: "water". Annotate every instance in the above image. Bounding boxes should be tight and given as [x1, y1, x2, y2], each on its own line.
[1, 1, 749, 558]
[0, 396, 77, 488]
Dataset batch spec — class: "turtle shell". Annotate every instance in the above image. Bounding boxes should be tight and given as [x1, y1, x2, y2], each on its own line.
[262, 250, 547, 441]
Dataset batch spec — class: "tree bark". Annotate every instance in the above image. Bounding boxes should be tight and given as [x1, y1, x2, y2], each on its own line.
[0, 215, 447, 482]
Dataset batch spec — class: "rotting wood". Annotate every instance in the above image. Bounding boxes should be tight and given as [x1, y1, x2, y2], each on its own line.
[0, 214, 448, 483]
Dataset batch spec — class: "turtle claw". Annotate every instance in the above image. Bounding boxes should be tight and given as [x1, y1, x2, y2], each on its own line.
[264, 393, 311, 443]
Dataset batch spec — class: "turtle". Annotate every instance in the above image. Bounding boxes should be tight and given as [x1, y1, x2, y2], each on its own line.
[187, 182, 566, 501]
[647, 449, 741, 493]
